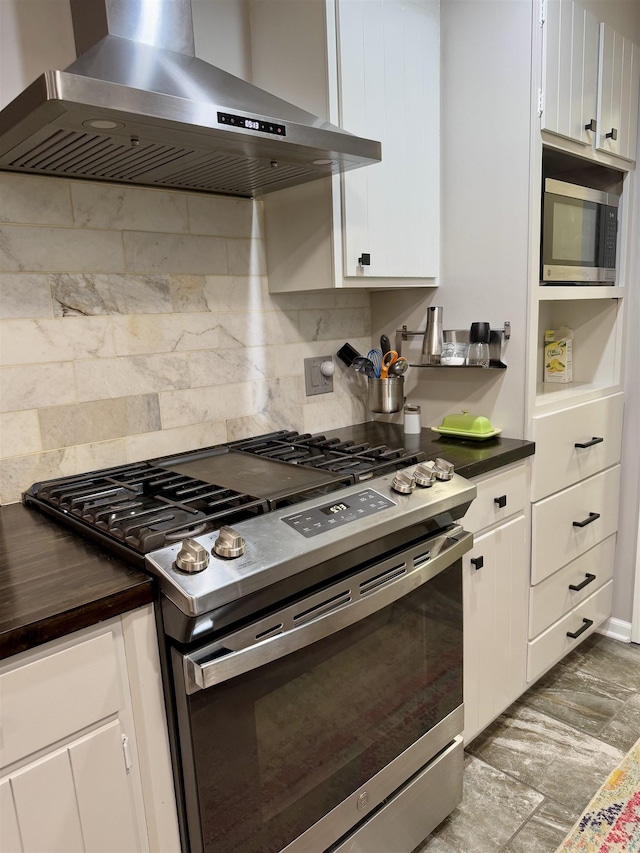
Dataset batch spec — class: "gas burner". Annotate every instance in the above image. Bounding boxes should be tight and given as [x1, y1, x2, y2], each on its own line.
[24, 428, 426, 559]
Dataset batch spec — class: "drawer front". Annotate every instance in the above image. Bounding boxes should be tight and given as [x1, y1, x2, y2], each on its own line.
[462, 463, 527, 534]
[527, 580, 612, 683]
[532, 465, 620, 585]
[531, 393, 624, 501]
[0, 632, 120, 769]
[529, 535, 616, 638]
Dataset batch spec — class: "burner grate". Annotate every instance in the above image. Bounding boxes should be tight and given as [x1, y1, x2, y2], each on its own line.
[231, 431, 425, 480]
[29, 461, 269, 553]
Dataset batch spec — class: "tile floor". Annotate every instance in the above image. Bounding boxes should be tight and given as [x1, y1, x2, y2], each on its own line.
[416, 633, 640, 853]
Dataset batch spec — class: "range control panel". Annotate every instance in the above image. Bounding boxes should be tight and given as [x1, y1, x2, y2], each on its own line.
[283, 489, 396, 538]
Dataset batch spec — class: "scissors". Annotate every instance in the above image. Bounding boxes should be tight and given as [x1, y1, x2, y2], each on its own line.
[380, 350, 407, 378]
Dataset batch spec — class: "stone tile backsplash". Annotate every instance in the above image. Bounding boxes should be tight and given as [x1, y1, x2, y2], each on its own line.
[0, 173, 370, 503]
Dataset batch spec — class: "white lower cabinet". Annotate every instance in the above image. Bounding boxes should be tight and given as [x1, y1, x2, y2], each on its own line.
[0, 608, 180, 853]
[462, 463, 529, 743]
[527, 394, 623, 684]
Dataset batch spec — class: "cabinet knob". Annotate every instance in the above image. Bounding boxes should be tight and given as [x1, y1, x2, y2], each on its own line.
[606, 127, 618, 140]
[358, 253, 371, 266]
[470, 556, 484, 571]
[494, 495, 507, 508]
[584, 118, 597, 132]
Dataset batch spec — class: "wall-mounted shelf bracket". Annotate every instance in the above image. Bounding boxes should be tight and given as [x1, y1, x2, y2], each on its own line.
[395, 322, 510, 370]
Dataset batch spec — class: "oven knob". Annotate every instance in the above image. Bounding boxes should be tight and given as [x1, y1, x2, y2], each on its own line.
[175, 539, 210, 573]
[434, 458, 455, 480]
[414, 463, 437, 488]
[213, 526, 246, 559]
[391, 471, 416, 494]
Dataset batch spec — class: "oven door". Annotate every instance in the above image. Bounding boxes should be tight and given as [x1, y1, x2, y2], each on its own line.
[170, 528, 471, 853]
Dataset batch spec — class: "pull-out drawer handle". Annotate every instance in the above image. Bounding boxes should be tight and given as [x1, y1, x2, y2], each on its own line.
[470, 556, 484, 571]
[494, 495, 507, 508]
[573, 512, 600, 528]
[566, 618, 594, 639]
[574, 436, 604, 449]
[569, 572, 597, 591]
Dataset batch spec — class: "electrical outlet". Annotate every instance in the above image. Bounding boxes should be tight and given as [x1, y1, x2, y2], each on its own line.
[304, 356, 334, 396]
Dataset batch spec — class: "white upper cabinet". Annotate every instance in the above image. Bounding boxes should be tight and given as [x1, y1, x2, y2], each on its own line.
[251, 0, 440, 290]
[336, 0, 439, 279]
[541, 0, 639, 165]
[596, 23, 640, 162]
[541, 0, 599, 146]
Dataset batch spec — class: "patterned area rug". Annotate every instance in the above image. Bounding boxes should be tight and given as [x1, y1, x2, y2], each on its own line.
[557, 737, 640, 852]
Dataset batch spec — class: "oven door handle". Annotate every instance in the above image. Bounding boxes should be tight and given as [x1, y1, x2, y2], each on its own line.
[183, 529, 472, 692]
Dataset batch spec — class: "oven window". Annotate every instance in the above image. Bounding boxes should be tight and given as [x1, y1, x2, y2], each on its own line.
[182, 561, 462, 853]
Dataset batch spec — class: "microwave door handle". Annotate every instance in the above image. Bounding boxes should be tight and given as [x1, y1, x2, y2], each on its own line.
[184, 530, 472, 692]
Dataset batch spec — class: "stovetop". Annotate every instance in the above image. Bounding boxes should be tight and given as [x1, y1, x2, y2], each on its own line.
[23, 430, 427, 560]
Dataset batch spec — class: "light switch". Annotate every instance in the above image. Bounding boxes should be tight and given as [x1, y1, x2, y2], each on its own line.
[304, 356, 334, 396]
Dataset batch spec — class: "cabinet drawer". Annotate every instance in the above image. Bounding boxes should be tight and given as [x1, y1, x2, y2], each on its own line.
[532, 465, 620, 585]
[531, 394, 624, 501]
[0, 632, 120, 769]
[529, 535, 616, 638]
[527, 580, 612, 683]
[462, 464, 527, 534]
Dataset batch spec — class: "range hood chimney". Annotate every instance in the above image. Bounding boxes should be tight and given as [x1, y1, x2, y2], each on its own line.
[0, 0, 381, 197]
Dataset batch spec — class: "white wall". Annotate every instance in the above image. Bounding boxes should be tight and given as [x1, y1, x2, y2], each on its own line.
[371, 0, 534, 437]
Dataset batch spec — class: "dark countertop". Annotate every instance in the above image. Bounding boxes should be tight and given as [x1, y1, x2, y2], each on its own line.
[320, 421, 535, 480]
[0, 423, 533, 661]
[0, 502, 154, 660]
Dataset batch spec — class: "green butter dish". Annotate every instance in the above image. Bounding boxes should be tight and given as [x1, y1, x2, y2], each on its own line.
[431, 410, 501, 441]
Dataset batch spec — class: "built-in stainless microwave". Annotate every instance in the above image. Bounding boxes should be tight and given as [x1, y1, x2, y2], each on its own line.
[541, 178, 619, 283]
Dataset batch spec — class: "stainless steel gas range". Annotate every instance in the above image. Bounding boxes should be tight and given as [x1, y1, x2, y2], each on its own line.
[24, 429, 476, 853]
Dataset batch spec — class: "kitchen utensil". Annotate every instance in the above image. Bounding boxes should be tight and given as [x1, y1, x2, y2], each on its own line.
[380, 334, 392, 355]
[380, 349, 399, 378]
[388, 358, 408, 376]
[368, 376, 404, 413]
[421, 306, 443, 365]
[351, 356, 376, 377]
[367, 349, 383, 378]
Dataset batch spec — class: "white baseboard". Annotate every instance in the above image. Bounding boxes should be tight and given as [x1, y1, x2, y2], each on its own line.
[598, 617, 633, 643]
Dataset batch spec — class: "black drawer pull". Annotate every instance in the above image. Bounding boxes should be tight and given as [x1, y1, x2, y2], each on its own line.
[494, 495, 507, 508]
[569, 573, 597, 591]
[566, 618, 594, 639]
[575, 437, 604, 449]
[470, 556, 484, 571]
[573, 512, 600, 528]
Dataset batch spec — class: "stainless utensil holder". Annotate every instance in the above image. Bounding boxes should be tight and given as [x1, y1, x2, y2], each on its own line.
[368, 376, 405, 413]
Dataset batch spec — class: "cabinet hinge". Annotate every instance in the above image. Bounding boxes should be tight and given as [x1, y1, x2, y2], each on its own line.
[537, 88, 544, 118]
[122, 733, 132, 773]
[539, 0, 546, 26]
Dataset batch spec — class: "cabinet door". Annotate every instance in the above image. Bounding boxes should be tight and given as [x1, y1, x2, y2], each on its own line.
[3, 722, 140, 853]
[337, 0, 439, 279]
[541, 0, 599, 145]
[596, 23, 640, 162]
[463, 516, 528, 742]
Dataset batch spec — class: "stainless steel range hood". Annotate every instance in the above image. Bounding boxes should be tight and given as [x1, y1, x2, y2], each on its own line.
[0, 0, 381, 197]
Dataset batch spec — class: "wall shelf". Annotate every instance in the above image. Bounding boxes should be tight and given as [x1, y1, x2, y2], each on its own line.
[395, 322, 510, 370]
[537, 286, 625, 301]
